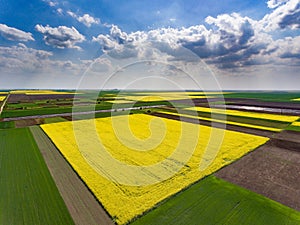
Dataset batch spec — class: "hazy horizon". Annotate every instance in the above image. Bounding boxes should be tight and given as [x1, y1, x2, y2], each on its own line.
[0, 0, 299, 90]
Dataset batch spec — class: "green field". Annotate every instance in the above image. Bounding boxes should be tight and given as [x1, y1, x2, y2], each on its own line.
[0, 121, 15, 129]
[131, 176, 300, 225]
[43, 117, 68, 123]
[225, 91, 300, 102]
[1, 90, 299, 225]
[0, 128, 74, 225]
[1, 100, 166, 118]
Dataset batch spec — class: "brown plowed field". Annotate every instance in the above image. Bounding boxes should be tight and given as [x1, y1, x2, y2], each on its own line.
[216, 135, 300, 211]
[8, 94, 76, 103]
[15, 118, 45, 128]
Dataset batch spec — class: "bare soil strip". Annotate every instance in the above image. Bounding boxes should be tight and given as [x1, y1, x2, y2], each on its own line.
[268, 130, 300, 153]
[30, 126, 114, 225]
[15, 118, 41, 128]
[152, 112, 276, 138]
[216, 139, 300, 211]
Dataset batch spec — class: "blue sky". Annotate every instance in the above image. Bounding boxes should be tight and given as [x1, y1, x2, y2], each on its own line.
[0, 0, 299, 89]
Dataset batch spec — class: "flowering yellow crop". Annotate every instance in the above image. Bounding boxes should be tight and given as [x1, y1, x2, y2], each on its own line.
[124, 94, 213, 102]
[125, 95, 188, 101]
[186, 91, 232, 95]
[0, 96, 6, 101]
[131, 91, 231, 96]
[186, 106, 299, 122]
[9, 90, 74, 95]
[292, 98, 300, 101]
[158, 110, 281, 132]
[106, 100, 135, 104]
[292, 121, 300, 127]
[41, 114, 268, 224]
[117, 91, 227, 102]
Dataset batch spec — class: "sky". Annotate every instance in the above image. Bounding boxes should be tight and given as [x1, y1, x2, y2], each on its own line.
[0, 0, 299, 90]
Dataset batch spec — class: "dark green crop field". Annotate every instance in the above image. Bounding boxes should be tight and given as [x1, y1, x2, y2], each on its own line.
[131, 176, 300, 225]
[0, 128, 74, 225]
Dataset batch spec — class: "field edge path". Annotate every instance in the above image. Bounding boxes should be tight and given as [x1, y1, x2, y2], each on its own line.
[30, 126, 114, 225]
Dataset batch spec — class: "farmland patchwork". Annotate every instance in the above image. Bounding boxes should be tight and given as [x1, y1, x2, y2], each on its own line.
[41, 114, 268, 224]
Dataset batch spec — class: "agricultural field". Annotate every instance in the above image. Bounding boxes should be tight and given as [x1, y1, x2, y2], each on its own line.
[0, 128, 74, 225]
[216, 136, 300, 211]
[30, 126, 114, 225]
[131, 176, 300, 225]
[186, 106, 299, 122]
[2, 0, 300, 223]
[109, 91, 228, 103]
[1, 89, 166, 118]
[41, 114, 268, 224]
[223, 91, 300, 102]
[155, 110, 283, 132]
[155, 104, 299, 132]
[9, 90, 76, 95]
[0, 121, 14, 129]
[1, 90, 300, 225]
[287, 121, 300, 131]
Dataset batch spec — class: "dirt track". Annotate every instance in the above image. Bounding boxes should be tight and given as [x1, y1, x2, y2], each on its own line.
[30, 126, 114, 225]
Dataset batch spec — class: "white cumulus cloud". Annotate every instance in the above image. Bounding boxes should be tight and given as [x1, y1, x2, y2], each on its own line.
[261, 0, 300, 31]
[35, 24, 85, 50]
[92, 9, 300, 71]
[267, 0, 289, 8]
[0, 24, 34, 42]
[67, 11, 100, 27]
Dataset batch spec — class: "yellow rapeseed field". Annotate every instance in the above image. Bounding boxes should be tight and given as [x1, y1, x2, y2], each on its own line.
[292, 98, 300, 101]
[10, 90, 74, 95]
[106, 99, 135, 104]
[124, 94, 213, 102]
[157, 110, 281, 132]
[292, 121, 300, 127]
[117, 91, 227, 102]
[41, 114, 268, 224]
[131, 91, 230, 96]
[0, 96, 6, 101]
[186, 106, 299, 122]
